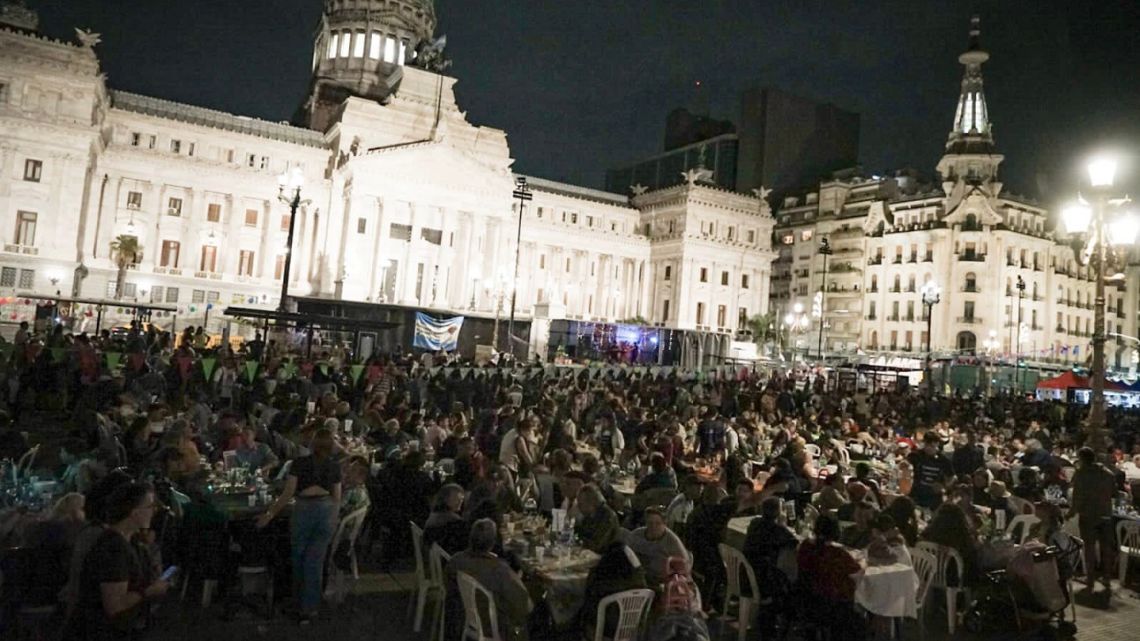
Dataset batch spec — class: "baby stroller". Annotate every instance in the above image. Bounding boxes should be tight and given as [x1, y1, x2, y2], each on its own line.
[964, 544, 1076, 638]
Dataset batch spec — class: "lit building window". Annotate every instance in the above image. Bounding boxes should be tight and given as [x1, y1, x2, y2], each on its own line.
[328, 33, 339, 58]
[339, 31, 351, 57]
[369, 33, 381, 60]
[352, 31, 365, 58]
[398, 40, 407, 65]
[384, 36, 396, 63]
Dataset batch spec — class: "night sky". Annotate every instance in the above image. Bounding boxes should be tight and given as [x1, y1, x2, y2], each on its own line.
[31, 0, 1140, 207]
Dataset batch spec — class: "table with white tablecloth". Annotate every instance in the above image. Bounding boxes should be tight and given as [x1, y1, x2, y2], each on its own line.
[726, 516, 920, 618]
[853, 562, 921, 618]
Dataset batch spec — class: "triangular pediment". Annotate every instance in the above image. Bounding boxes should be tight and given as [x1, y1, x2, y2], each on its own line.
[943, 188, 1002, 226]
[343, 140, 516, 197]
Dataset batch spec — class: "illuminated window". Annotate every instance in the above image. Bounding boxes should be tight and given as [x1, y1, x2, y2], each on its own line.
[328, 33, 339, 58]
[160, 240, 180, 267]
[352, 31, 365, 58]
[244, 208, 258, 227]
[398, 40, 407, 65]
[696, 303, 705, 325]
[15, 211, 36, 246]
[280, 214, 291, 232]
[339, 31, 351, 57]
[206, 203, 221, 222]
[801, 229, 814, 242]
[238, 250, 256, 276]
[384, 37, 396, 63]
[200, 246, 217, 272]
[369, 33, 381, 59]
[781, 234, 794, 245]
[127, 191, 142, 209]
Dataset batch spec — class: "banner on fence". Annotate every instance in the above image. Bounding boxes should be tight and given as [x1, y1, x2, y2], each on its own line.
[413, 313, 464, 351]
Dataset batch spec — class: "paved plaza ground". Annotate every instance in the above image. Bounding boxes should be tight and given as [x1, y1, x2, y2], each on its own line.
[143, 559, 1140, 641]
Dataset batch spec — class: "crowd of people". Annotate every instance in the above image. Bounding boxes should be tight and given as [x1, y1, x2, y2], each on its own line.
[0, 319, 1138, 641]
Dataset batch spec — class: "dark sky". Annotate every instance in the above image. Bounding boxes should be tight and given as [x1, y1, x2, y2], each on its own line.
[32, 0, 1140, 205]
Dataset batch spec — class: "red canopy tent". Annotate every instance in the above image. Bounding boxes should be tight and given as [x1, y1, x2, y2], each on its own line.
[1037, 371, 1129, 391]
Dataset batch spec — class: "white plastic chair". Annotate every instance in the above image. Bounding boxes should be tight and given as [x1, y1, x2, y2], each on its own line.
[457, 571, 503, 641]
[429, 544, 452, 641]
[915, 541, 969, 635]
[407, 522, 441, 632]
[16, 444, 40, 478]
[910, 548, 937, 639]
[326, 507, 369, 603]
[1118, 520, 1140, 584]
[1006, 514, 1041, 545]
[718, 543, 762, 641]
[591, 588, 655, 641]
[804, 443, 821, 459]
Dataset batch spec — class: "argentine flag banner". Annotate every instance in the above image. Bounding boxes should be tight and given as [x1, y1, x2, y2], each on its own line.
[414, 312, 464, 351]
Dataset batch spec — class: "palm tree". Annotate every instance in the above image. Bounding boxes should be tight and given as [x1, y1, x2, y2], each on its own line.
[746, 313, 778, 345]
[109, 235, 142, 300]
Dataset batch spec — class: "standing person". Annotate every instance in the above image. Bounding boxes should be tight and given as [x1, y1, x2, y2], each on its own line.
[907, 433, 955, 510]
[1070, 446, 1118, 593]
[257, 428, 342, 624]
[65, 482, 169, 641]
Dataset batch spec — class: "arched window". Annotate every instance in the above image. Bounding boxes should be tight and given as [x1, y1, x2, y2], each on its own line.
[965, 213, 978, 230]
[1032, 282, 1039, 299]
[870, 331, 879, 349]
[956, 331, 977, 353]
[870, 275, 878, 292]
[907, 275, 916, 292]
[893, 275, 901, 292]
[965, 272, 977, 292]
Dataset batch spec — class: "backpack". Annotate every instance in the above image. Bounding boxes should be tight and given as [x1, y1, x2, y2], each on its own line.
[662, 556, 701, 614]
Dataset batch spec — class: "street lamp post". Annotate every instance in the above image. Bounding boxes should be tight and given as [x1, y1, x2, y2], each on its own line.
[1062, 156, 1139, 452]
[506, 176, 532, 361]
[983, 329, 1000, 396]
[1013, 275, 1026, 392]
[276, 167, 309, 312]
[816, 237, 833, 361]
[921, 280, 942, 397]
[784, 302, 810, 360]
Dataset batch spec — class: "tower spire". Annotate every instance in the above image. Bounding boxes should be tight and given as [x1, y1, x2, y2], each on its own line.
[947, 15, 994, 153]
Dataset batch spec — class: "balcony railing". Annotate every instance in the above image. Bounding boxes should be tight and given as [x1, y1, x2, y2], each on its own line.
[887, 315, 900, 322]
[1056, 325, 1066, 333]
[3, 243, 39, 256]
[962, 285, 979, 293]
[865, 314, 877, 321]
[923, 254, 934, 262]
[868, 256, 884, 265]
[959, 253, 986, 262]
[892, 257, 904, 264]
[956, 316, 983, 324]
[889, 287, 901, 293]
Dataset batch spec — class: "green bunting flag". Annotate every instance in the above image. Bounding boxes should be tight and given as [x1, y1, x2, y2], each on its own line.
[50, 347, 65, 363]
[281, 362, 298, 379]
[201, 357, 218, 381]
[350, 364, 365, 384]
[105, 352, 122, 370]
[244, 360, 259, 383]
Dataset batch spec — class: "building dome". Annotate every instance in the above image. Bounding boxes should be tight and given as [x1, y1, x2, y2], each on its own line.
[301, 0, 437, 130]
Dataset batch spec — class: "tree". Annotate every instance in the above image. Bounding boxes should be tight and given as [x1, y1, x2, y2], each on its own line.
[109, 235, 142, 300]
[618, 315, 649, 325]
[746, 313, 778, 345]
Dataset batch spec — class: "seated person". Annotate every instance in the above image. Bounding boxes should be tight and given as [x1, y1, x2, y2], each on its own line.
[231, 425, 279, 474]
[575, 484, 620, 553]
[624, 507, 690, 585]
[664, 475, 703, 538]
[580, 541, 648, 637]
[865, 514, 910, 565]
[423, 483, 468, 554]
[340, 456, 371, 518]
[853, 462, 884, 506]
[635, 452, 678, 494]
[816, 474, 849, 514]
[920, 503, 978, 586]
[796, 515, 866, 641]
[446, 519, 531, 640]
[1012, 467, 1044, 503]
[983, 480, 1017, 523]
[836, 482, 870, 522]
[839, 501, 879, 549]
[742, 497, 798, 586]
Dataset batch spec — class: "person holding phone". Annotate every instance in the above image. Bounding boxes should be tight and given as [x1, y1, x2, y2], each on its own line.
[65, 482, 170, 641]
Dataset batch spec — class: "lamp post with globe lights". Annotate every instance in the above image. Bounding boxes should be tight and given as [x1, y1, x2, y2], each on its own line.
[784, 303, 811, 360]
[276, 167, 309, 312]
[1061, 156, 1139, 452]
[982, 329, 1000, 396]
[921, 280, 942, 397]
